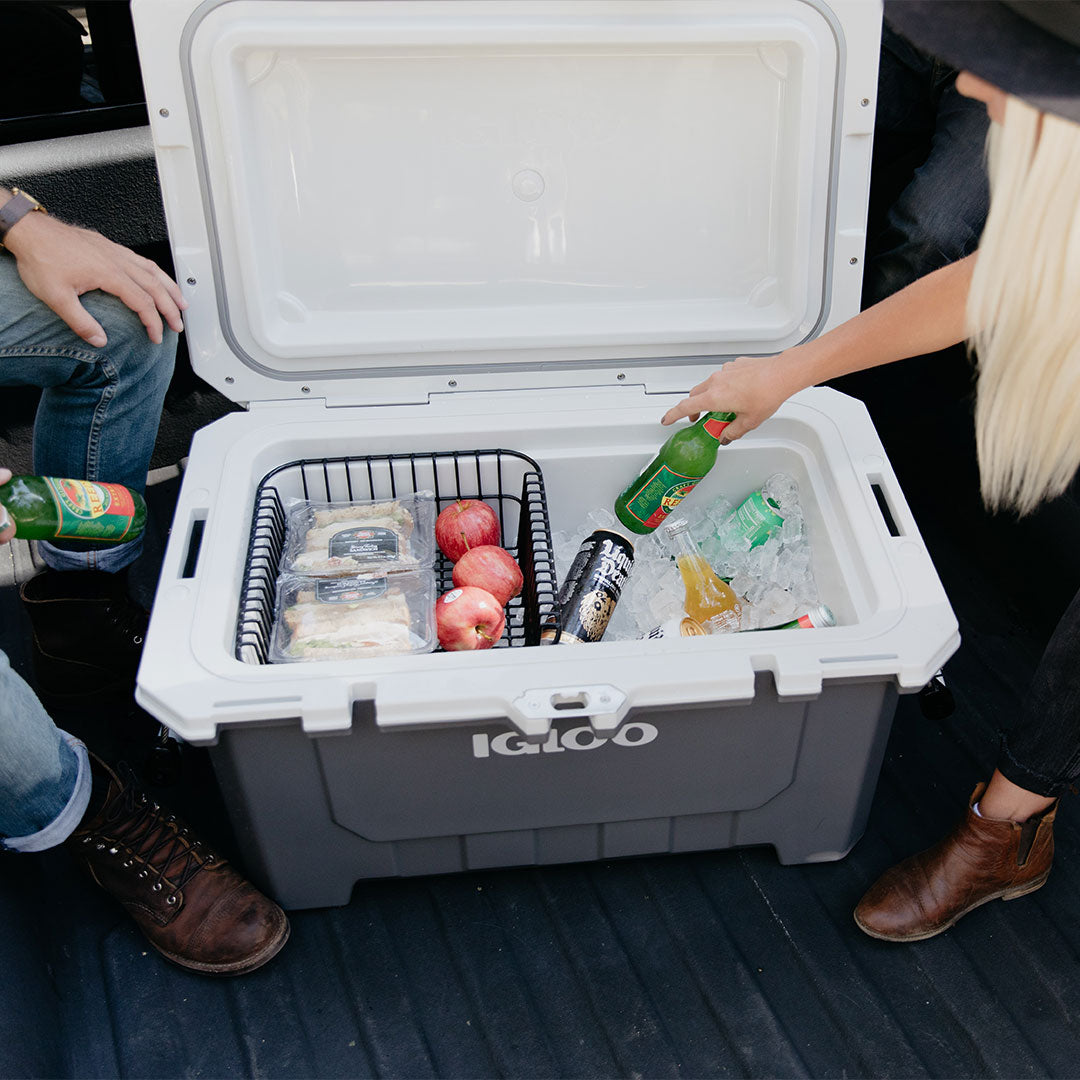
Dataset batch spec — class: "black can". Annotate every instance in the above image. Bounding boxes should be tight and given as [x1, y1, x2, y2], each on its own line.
[542, 528, 635, 644]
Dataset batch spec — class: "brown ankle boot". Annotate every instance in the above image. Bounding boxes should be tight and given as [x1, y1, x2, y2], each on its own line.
[67, 756, 289, 975]
[854, 784, 1057, 942]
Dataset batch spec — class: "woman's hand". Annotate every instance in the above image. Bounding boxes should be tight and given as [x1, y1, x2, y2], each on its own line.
[660, 351, 809, 443]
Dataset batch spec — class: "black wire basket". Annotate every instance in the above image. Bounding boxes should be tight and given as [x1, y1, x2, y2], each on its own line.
[235, 448, 558, 663]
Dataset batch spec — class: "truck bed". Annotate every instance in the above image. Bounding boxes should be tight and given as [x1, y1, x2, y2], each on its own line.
[3, 378, 1080, 1079]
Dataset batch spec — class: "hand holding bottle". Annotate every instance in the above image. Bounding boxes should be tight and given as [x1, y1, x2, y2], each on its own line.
[0, 468, 13, 545]
[0, 474, 146, 542]
[660, 352, 809, 443]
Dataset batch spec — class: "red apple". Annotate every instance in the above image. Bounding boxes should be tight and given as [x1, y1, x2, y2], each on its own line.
[436, 586, 506, 650]
[452, 545, 523, 606]
[435, 499, 500, 562]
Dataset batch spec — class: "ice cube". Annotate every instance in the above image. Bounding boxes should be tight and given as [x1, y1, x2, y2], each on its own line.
[762, 472, 800, 511]
[585, 507, 617, 533]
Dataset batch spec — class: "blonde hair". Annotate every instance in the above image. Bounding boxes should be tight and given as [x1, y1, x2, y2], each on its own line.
[966, 95, 1080, 515]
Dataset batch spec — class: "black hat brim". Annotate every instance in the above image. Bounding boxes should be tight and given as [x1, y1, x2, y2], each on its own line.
[884, 0, 1080, 123]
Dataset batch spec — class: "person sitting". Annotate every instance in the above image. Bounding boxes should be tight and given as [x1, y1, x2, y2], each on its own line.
[0, 191, 289, 972]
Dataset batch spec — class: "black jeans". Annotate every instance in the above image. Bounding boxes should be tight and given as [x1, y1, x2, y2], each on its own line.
[862, 22, 990, 307]
[1000, 586, 1080, 798]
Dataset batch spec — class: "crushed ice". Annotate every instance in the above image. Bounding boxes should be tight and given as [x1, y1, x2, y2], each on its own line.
[550, 474, 822, 640]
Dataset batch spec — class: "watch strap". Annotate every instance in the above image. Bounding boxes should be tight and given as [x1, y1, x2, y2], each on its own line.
[0, 189, 46, 248]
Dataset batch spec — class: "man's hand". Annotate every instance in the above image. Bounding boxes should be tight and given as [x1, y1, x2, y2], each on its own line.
[3, 210, 187, 347]
[660, 351, 809, 444]
[0, 468, 15, 545]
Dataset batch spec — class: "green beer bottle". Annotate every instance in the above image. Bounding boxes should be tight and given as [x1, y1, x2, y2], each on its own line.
[0, 475, 146, 542]
[614, 411, 736, 534]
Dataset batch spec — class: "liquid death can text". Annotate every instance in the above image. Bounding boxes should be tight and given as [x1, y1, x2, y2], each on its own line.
[542, 529, 635, 644]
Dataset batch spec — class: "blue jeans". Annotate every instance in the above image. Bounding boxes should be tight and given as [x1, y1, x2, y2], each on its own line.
[0, 253, 176, 572]
[0, 651, 90, 850]
[0, 249, 176, 847]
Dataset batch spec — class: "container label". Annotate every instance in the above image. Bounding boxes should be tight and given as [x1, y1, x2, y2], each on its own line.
[44, 478, 136, 540]
[702, 415, 734, 441]
[471, 721, 659, 758]
[621, 465, 703, 529]
[546, 531, 635, 644]
[328, 526, 399, 561]
[315, 577, 388, 603]
[728, 490, 785, 548]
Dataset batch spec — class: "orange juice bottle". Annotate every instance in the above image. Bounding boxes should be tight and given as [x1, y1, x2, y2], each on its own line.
[663, 518, 742, 633]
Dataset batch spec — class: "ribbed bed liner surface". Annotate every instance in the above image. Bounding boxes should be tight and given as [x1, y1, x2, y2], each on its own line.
[4, 443, 1080, 1080]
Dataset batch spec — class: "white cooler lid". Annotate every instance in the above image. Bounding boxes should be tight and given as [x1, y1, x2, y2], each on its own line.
[134, 0, 879, 404]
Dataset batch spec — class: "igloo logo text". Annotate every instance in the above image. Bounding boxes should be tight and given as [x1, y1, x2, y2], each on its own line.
[471, 722, 658, 758]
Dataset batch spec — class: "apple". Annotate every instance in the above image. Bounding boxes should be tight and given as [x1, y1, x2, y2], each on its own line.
[452, 545, 524, 607]
[435, 499, 501, 562]
[436, 586, 506, 650]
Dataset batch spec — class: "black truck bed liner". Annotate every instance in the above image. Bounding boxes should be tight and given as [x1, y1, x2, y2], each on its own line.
[3, 404, 1080, 1080]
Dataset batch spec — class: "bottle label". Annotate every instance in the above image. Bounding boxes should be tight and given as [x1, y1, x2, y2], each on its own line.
[621, 466, 703, 529]
[44, 478, 137, 540]
[701, 414, 734, 441]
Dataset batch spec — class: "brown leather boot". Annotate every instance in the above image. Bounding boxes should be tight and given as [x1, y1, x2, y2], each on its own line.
[854, 783, 1057, 942]
[67, 756, 289, 975]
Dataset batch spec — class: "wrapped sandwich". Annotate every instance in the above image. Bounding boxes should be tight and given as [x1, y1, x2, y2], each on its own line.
[270, 571, 437, 662]
[281, 492, 436, 576]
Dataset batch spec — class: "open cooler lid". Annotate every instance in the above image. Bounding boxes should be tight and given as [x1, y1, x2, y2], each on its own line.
[135, 0, 879, 405]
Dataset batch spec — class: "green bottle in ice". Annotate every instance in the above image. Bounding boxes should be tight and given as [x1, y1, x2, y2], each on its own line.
[0, 475, 146, 542]
[614, 411, 736, 534]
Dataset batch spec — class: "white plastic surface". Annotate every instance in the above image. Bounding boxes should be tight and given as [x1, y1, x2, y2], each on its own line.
[133, 0, 882, 405]
[135, 386, 959, 744]
[127, 0, 943, 746]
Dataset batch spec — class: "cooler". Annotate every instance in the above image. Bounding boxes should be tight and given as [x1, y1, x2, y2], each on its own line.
[131, 0, 960, 910]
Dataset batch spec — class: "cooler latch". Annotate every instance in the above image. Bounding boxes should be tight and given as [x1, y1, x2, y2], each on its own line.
[511, 684, 629, 742]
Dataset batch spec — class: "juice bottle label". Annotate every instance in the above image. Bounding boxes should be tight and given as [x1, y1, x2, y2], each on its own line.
[620, 465, 702, 529]
[44, 478, 137, 540]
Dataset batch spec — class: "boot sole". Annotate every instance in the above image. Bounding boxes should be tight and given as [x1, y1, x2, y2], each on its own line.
[853, 869, 1051, 943]
[150, 916, 291, 977]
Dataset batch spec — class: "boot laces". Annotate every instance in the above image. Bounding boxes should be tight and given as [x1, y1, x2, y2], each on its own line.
[102, 599, 149, 647]
[99, 765, 215, 897]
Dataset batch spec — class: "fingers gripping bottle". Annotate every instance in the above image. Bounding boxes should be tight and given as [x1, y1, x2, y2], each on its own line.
[614, 411, 736, 534]
[663, 517, 742, 634]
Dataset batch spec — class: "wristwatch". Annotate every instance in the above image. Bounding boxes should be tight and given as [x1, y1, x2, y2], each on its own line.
[0, 189, 47, 249]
